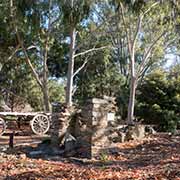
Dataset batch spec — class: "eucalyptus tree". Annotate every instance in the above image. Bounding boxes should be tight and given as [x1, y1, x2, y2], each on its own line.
[9, 0, 60, 112]
[112, 0, 177, 124]
[59, 0, 92, 106]
[60, 0, 111, 106]
[0, 0, 18, 71]
[0, 0, 21, 108]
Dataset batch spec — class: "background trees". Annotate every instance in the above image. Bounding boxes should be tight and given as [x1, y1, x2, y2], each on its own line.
[0, 0, 179, 131]
[0, 0, 65, 112]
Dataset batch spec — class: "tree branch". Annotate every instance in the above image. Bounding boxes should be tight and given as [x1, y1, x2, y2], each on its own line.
[132, 2, 159, 55]
[43, 0, 52, 83]
[137, 32, 166, 76]
[72, 86, 77, 96]
[74, 45, 110, 58]
[132, 15, 142, 52]
[10, 0, 43, 88]
[119, 2, 132, 55]
[73, 57, 89, 78]
[93, 8, 117, 47]
[16, 32, 43, 88]
[27, 45, 39, 51]
[74, 14, 116, 52]
[7, 44, 20, 61]
[141, 2, 160, 17]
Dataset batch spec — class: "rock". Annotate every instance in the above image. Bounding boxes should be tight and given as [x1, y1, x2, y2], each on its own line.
[117, 131, 126, 143]
[29, 150, 43, 156]
[19, 154, 26, 159]
[108, 131, 125, 143]
[64, 133, 77, 153]
[125, 128, 135, 141]
[50, 104, 72, 147]
[0, 99, 11, 111]
[145, 126, 156, 135]
[0, 145, 8, 152]
[134, 124, 145, 139]
[0, 152, 7, 158]
[108, 132, 118, 142]
[125, 125, 145, 141]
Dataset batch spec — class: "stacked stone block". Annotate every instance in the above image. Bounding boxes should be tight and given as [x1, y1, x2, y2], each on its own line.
[75, 98, 116, 158]
[50, 104, 71, 146]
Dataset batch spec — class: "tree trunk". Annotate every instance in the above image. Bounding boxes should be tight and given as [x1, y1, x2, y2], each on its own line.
[42, 83, 50, 112]
[42, 45, 50, 112]
[42, 43, 50, 112]
[127, 76, 137, 124]
[66, 27, 76, 107]
[42, 6, 51, 113]
[127, 54, 137, 124]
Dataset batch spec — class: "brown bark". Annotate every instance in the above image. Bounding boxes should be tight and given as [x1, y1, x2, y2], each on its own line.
[42, 86, 50, 112]
[42, 0, 52, 112]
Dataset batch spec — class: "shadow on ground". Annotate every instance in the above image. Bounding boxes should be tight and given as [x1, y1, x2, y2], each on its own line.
[1, 133, 180, 180]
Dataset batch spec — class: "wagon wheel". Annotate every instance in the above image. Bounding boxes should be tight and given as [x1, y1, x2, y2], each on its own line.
[0, 117, 6, 135]
[30, 114, 50, 135]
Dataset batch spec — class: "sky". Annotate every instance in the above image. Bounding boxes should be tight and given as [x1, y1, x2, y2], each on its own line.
[164, 53, 179, 69]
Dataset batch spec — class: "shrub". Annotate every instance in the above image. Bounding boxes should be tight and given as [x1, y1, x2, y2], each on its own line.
[136, 69, 180, 132]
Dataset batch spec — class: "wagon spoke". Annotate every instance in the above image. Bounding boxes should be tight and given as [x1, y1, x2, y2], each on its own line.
[30, 114, 50, 135]
[0, 118, 6, 135]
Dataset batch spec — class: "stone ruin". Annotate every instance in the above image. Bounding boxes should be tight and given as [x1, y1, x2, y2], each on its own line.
[73, 97, 117, 158]
[50, 103, 72, 146]
[50, 97, 150, 159]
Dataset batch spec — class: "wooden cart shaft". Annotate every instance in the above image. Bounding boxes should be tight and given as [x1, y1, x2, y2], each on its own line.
[0, 112, 51, 117]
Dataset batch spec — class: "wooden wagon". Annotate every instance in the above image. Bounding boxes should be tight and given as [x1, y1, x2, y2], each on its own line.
[0, 112, 51, 136]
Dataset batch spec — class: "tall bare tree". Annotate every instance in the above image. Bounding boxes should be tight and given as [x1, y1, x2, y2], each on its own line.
[117, 1, 175, 123]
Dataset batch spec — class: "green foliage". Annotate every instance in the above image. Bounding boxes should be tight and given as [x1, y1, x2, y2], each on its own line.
[24, 79, 65, 110]
[48, 79, 65, 103]
[0, 0, 180, 126]
[0, 55, 65, 111]
[161, 110, 178, 133]
[48, 39, 69, 78]
[24, 79, 43, 111]
[99, 152, 109, 162]
[60, 0, 92, 27]
[0, 57, 40, 110]
[136, 67, 180, 132]
[74, 48, 125, 103]
[111, 0, 146, 13]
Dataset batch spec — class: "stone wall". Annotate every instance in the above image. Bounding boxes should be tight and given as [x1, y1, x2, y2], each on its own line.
[50, 104, 71, 146]
[49, 98, 147, 158]
[74, 98, 116, 158]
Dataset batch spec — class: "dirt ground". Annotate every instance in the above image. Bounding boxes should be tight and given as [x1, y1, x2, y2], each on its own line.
[0, 132, 179, 180]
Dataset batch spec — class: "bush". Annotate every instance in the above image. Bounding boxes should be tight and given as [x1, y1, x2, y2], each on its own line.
[160, 110, 178, 133]
[136, 69, 180, 132]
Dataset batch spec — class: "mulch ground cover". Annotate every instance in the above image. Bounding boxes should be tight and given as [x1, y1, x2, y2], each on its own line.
[0, 133, 179, 180]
